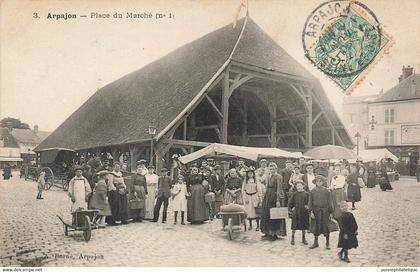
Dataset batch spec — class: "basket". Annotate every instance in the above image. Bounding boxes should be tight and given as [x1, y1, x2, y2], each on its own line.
[269, 207, 288, 219]
[204, 192, 216, 203]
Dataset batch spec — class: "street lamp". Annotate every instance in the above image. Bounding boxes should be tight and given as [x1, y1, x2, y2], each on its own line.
[148, 124, 157, 165]
[354, 132, 361, 156]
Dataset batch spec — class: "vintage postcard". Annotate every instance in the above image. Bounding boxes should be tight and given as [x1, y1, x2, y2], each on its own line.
[0, 0, 419, 270]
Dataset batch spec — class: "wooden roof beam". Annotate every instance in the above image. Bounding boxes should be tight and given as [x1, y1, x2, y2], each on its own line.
[204, 95, 223, 120]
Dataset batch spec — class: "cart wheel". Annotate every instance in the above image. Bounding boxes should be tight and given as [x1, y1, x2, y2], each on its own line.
[227, 218, 233, 240]
[64, 225, 68, 236]
[62, 180, 69, 191]
[83, 215, 92, 242]
[41, 167, 54, 190]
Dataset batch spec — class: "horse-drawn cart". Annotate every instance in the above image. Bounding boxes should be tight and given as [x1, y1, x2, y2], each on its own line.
[24, 148, 77, 191]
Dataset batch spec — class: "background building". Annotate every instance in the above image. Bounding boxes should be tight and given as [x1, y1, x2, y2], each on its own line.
[342, 94, 378, 150]
[367, 66, 420, 175]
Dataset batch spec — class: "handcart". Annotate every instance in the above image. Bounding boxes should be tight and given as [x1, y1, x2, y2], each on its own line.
[218, 211, 247, 240]
[57, 209, 99, 242]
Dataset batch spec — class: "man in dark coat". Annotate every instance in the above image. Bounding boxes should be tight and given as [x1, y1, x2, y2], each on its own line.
[280, 160, 293, 203]
[308, 175, 334, 250]
[337, 201, 358, 263]
[210, 165, 225, 217]
[153, 168, 172, 223]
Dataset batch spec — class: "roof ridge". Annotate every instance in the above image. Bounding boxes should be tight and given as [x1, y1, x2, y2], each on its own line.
[156, 17, 248, 140]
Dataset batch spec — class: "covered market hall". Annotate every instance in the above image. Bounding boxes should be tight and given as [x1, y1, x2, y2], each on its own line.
[34, 17, 353, 172]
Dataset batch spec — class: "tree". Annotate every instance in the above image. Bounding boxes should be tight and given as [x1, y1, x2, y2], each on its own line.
[0, 117, 30, 129]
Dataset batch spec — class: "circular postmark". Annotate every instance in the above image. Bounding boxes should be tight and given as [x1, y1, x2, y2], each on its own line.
[302, 0, 383, 78]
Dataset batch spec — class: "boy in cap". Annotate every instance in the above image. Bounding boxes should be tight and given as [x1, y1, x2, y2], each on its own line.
[308, 175, 333, 250]
[288, 180, 310, 245]
[153, 168, 172, 223]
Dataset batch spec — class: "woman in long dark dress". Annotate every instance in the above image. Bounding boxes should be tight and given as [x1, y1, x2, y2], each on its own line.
[187, 166, 209, 224]
[378, 164, 392, 191]
[106, 163, 129, 225]
[346, 165, 361, 210]
[260, 162, 286, 241]
[366, 162, 377, 188]
[129, 165, 148, 222]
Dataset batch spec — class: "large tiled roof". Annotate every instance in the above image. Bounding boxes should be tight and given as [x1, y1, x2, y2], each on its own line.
[35, 17, 353, 151]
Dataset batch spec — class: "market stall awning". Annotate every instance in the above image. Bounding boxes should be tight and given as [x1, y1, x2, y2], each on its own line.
[178, 143, 300, 164]
[0, 157, 23, 162]
[304, 145, 361, 160]
[359, 149, 399, 162]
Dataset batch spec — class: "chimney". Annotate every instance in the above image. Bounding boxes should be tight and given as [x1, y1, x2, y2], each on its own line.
[401, 65, 414, 81]
[34, 125, 39, 134]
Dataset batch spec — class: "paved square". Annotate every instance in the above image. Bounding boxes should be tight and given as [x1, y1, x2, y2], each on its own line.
[0, 172, 419, 267]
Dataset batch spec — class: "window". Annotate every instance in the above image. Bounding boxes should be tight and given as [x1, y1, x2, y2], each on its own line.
[385, 108, 394, 123]
[385, 129, 395, 145]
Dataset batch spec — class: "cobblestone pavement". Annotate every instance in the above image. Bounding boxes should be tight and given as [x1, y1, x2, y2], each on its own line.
[0, 171, 419, 267]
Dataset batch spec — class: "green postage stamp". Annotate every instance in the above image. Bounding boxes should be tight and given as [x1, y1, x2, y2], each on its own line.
[302, 0, 393, 94]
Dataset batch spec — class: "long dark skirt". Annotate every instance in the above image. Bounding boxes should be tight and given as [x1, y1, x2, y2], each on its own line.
[367, 174, 376, 188]
[260, 190, 286, 236]
[346, 184, 361, 202]
[310, 207, 330, 236]
[338, 232, 358, 249]
[187, 184, 209, 223]
[106, 191, 128, 223]
[379, 178, 393, 191]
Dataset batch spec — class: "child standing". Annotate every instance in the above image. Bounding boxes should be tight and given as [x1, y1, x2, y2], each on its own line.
[288, 180, 310, 245]
[36, 171, 46, 199]
[242, 167, 262, 231]
[89, 170, 112, 227]
[308, 175, 333, 250]
[171, 175, 188, 225]
[337, 201, 358, 263]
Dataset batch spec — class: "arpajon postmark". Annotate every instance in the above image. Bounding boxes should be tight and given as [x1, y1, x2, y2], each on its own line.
[302, 0, 393, 94]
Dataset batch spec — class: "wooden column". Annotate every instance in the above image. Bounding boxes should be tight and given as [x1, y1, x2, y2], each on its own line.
[221, 72, 230, 144]
[270, 103, 277, 147]
[155, 142, 163, 174]
[183, 119, 187, 140]
[241, 96, 248, 145]
[305, 93, 313, 148]
[331, 127, 336, 145]
[111, 147, 122, 164]
[129, 144, 142, 172]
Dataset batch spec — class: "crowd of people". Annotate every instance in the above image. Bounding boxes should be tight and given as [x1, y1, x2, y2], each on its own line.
[32, 155, 399, 263]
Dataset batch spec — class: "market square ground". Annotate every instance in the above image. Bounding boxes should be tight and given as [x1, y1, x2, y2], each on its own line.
[0, 172, 419, 267]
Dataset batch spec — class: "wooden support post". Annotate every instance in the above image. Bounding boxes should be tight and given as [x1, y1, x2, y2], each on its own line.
[305, 94, 313, 148]
[221, 72, 230, 144]
[241, 96, 248, 145]
[183, 119, 187, 140]
[331, 127, 336, 145]
[270, 103, 277, 147]
[155, 142, 163, 174]
[129, 144, 142, 172]
[111, 147, 122, 164]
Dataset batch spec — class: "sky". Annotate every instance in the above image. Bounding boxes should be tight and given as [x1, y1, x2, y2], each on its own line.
[1, 0, 419, 132]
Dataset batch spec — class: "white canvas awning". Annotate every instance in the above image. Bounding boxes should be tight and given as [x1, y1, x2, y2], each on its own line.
[178, 143, 301, 164]
[359, 149, 399, 162]
[0, 157, 23, 162]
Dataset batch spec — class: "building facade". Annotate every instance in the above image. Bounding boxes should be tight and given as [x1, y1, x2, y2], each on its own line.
[367, 66, 420, 175]
[342, 94, 377, 150]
